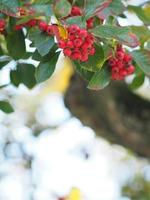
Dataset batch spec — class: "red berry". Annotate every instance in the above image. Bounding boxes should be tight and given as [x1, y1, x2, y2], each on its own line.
[81, 54, 88, 62]
[120, 69, 127, 76]
[63, 48, 72, 56]
[123, 54, 132, 62]
[86, 17, 94, 29]
[38, 21, 48, 32]
[116, 51, 124, 60]
[46, 25, 53, 35]
[79, 29, 88, 38]
[68, 32, 76, 40]
[127, 65, 135, 74]
[69, 24, 80, 33]
[58, 40, 66, 49]
[74, 38, 83, 47]
[89, 47, 95, 55]
[71, 6, 82, 16]
[0, 19, 5, 29]
[71, 50, 81, 60]
[66, 40, 74, 48]
[15, 24, 24, 30]
[26, 19, 37, 27]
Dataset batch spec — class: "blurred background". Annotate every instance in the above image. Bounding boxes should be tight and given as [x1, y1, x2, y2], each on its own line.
[0, 0, 150, 200]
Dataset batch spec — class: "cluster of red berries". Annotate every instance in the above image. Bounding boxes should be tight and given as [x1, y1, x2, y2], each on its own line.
[0, 19, 6, 34]
[58, 24, 95, 62]
[109, 45, 135, 80]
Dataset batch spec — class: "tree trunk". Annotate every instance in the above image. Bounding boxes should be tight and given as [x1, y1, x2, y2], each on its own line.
[64, 74, 150, 158]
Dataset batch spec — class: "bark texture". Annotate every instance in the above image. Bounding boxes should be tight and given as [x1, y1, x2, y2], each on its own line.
[65, 74, 150, 158]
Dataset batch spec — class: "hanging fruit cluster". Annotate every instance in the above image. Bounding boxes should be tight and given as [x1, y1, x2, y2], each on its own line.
[109, 45, 135, 80]
[0, 0, 148, 92]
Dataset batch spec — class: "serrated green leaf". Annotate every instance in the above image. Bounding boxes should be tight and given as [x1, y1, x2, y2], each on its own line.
[88, 66, 111, 90]
[0, 100, 14, 113]
[91, 25, 139, 47]
[10, 63, 36, 89]
[131, 50, 150, 77]
[35, 52, 60, 83]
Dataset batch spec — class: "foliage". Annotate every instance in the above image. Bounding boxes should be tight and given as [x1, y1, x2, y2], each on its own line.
[0, 0, 150, 113]
[122, 175, 150, 200]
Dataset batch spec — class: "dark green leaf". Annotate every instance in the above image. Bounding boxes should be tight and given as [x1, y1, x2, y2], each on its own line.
[88, 65, 111, 90]
[0, 60, 9, 69]
[91, 25, 139, 47]
[10, 63, 36, 89]
[35, 52, 60, 83]
[6, 30, 26, 60]
[0, 100, 14, 113]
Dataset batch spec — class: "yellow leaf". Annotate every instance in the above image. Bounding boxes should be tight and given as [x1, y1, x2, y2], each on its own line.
[58, 25, 68, 40]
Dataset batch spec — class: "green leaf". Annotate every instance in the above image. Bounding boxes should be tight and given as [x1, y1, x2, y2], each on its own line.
[128, 5, 150, 25]
[0, 0, 19, 15]
[131, 50, 150, 77]
[80, 44, 104, 72]
[74, 61, 94, 81]
[6, 30, 26, 60]
[130, 26, 150, 44]
[88, 65, 111, 90]
[32, 4, 53, 17]
[85, 0, 104, 18]
[10, 63, 36, 89]
[28, 27, 55, 56]
[35, 52, 60, 83]
[54, 0, 71, 17]
[66, 16, 86, 28]
[96, 0, 125, 19]
[91, 25, 139, 47]
[129, 74, 145, 90]
[34, 33, 55, 56]
[0, 100, 14, 113]
[0, 60, 9, 69]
